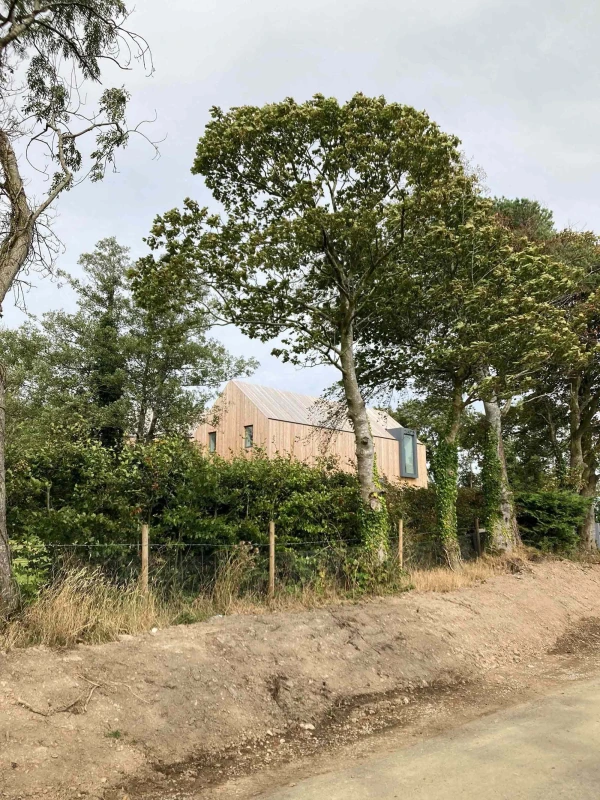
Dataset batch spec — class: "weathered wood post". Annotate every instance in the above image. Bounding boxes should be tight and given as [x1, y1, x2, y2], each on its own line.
[474, 518, 482, 558]
[269, 520, 275, 599]
[398, 518, 404, 570]
[141, 523, 149, 594]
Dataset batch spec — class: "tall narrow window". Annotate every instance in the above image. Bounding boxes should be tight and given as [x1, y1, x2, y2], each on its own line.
[244, 425, 254, 449]
[208, 431, 217, 453]
[400, 430, 418, 478]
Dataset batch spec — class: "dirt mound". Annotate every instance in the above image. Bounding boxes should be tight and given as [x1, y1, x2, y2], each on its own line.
[1, 560, 600, 799]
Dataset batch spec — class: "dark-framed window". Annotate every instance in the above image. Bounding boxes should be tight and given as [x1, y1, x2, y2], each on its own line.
[400, 429, 418, 479]
[208, 431, 217, 453]
[244, 424, 254, 449]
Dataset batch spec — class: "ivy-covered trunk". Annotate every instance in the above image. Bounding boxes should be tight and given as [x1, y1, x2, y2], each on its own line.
[339, 311, 388, 560]
[481, 397, 520, 552]
[0, 369, 18, 614]
[432, 382, 463, 569]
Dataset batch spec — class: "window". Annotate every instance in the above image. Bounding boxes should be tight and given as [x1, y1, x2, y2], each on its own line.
[400, 430, 418, 479]
[244, 424, 254, 449]
[208, 431, 217, 453]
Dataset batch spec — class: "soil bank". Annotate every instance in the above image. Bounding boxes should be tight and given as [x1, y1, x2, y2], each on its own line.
[1, 560, 600, 799]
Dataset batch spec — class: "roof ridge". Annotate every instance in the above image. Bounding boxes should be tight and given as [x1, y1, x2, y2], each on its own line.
[232, 379, 323, 405]
[228, 380, 399, 440]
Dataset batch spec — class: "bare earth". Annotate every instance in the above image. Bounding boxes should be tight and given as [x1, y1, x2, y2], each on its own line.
[2, 559, 600, 800]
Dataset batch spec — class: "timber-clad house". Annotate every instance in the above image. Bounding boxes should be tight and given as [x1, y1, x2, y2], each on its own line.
[194, 381, 428, 487]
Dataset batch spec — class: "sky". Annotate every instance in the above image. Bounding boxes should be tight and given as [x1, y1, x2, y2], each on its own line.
[5, 0, 600, 398]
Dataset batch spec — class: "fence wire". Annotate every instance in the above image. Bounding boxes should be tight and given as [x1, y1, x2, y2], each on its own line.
[27, 517, 483, 597]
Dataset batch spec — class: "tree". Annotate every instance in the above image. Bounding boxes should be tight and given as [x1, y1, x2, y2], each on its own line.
[0, 1, 156, 611]
[358, 188, 571, 565]
[496, 200, 600, 549]
[136, 94, 465, 557]
[0, 238, 257, 448]
[544, 231, 600, 548]
[502, 394, 569, 491]
[127, 275, 257, 443]
[481, 197, 560, 544]
[75, 238, 130, 448]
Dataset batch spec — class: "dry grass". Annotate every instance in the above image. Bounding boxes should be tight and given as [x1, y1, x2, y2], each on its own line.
[409, 553, 525, 592]
[0, 568, 209, 650]
[0, 552, 529, 650]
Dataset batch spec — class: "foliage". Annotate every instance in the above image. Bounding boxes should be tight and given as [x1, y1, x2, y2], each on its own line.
[494, 197, 556, 243]
[431, 440, 461, 565]
[6, 433, 366, 573]
[132, 93, 467, 525]
[9, 534, 51, 599]
[386, 483, 483, 565]
[515, 491, 591, 553]
[0, 238, 256, 448]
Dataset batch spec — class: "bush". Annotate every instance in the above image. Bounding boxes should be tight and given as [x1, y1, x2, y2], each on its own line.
[6, 434, 364, 589]
[385, 483, 484, 564]
[515, 490, 591, 552]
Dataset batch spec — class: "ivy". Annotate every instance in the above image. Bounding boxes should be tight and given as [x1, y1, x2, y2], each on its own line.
[357, 454, 390, 563]
[431, 440, 462, 567]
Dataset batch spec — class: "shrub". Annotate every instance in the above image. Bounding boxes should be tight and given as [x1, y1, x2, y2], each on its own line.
[515, 490, 591, 552]
[385, 483, 484, 564]
[6, 435, 364, 589]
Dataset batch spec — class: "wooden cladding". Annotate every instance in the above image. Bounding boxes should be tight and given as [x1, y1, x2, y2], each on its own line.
[194, 381, 428, 488]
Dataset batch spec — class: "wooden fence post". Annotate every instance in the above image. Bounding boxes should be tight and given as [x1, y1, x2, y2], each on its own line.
[141, 523, 149, 593]
[474, 518, 482, 558]
[269, 520, 275, 599]
[398, 518, 404, 570]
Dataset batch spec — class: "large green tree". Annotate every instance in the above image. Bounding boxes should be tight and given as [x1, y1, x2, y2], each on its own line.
[496, 200, 600, 548]
[1, 239, 257, 451]
[136, 94, 466, 556]
[359, 188, 571, 565]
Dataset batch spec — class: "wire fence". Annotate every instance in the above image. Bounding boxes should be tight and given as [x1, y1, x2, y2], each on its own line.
[31, 516, 485, 597]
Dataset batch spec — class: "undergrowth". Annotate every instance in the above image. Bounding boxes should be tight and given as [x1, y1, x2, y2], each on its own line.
[0, 550, 528, 650]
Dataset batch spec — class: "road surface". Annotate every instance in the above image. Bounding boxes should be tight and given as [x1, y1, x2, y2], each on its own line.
[260, 675, 600, 799]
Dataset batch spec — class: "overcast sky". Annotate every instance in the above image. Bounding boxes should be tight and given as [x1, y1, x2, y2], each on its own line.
[6, 0, 600, 397]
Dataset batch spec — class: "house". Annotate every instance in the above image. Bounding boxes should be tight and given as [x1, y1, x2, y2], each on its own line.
[194, 380, 427, 487]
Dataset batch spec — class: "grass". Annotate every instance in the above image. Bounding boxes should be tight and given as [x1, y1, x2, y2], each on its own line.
[0, 567, 213, 650]
[408, 556, 517, 592]
[0, 552, 529, 650]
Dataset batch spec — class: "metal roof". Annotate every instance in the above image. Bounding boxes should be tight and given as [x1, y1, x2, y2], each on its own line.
[231, 380, 399, 440]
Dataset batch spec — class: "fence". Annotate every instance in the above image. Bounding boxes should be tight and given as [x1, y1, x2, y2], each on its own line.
[32, 516, 486, 600]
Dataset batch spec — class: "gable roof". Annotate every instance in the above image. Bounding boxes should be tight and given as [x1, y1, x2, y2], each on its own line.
[231, 380, 399, 440]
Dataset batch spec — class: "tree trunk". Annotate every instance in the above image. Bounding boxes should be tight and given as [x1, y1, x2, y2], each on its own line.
[0, 131, 36, 614]
[0, 368, 18, 614]
[339, 315, 388, 560]
[546, 414, 566, 487]
[432, 381, 463, 569]
[482, 396, 520, 552]
[0, 132, 34, 307]
[568, 376, 598, 550]
[339, 320, 377, 509]
[580, 471, 598, 550]
[569, 377, 585, 489]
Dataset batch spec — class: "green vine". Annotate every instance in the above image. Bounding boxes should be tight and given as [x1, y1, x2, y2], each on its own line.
[358, 453, 390, 564]
[431, 439, 461, 567]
